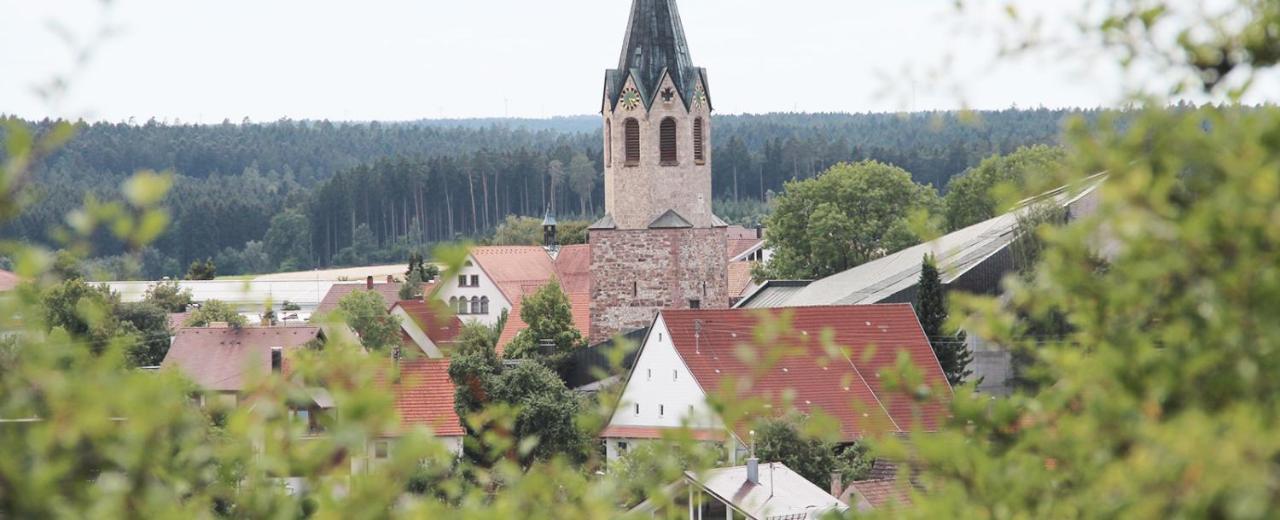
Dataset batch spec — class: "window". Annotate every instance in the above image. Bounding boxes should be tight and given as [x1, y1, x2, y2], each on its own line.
[605, 120, 612, 167]
[455, 297, 467, 315]
[617, 441, 629, 454]
[470, 275, 480, 287]
[659, 404, 665, 417]
[634, 403, 640, 415]
[673, 370, 678, 381]
[647, 369, 652, 381]
[373, 440, 390, 459]
[458, 275, 467, 288]
[693, 118, 705, 163]
[470, 297, 481, 315]
[480, 297, 490, 315]
[689, 299, 701, 310]
[632, 281, 638, 297]
[659, 117, 678, 165]
[624, 119, 640, 165]
[270, 347, 283, 373]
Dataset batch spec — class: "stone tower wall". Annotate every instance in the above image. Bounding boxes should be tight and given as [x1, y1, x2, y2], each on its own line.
[603, 73, 713, 230]
[589, 226, 729, 343]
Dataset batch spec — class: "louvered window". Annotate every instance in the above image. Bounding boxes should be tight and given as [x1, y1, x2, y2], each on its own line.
[660, 118, 678, 165]
[624, 119, 640, 165]
[693, 118, 705, 163]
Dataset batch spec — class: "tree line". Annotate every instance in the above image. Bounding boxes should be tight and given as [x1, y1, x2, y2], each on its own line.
[0, 109, 1098, 277]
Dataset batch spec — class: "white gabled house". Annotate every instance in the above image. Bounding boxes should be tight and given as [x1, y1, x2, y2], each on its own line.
[601, 305, 954, 463]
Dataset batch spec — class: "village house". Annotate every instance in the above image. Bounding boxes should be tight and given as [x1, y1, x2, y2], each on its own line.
[390, 299, 464, 358]
[600, 305, 952, 462]
[630, 458, 848, 519]
[363, 358, 466, 467]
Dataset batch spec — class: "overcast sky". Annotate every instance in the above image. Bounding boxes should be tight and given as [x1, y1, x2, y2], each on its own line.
[0, 0, 1253, 123]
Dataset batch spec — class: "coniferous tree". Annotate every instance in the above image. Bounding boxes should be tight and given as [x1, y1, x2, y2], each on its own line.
[916, 253, 973, 386]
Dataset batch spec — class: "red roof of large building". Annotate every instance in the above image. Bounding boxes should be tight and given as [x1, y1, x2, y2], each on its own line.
[727, 262, 756, 299]
[375, 358, 464, 437]
[392, 300, 464, 346]
[659, 305, 951, 441]
[315, 281, 402, 315]
[469, 245, 592, 354]
[0, 269, 22, 292]
[162, 326, 324, 391]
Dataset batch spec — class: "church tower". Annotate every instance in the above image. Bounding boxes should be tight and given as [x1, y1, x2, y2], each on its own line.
[590, 0, 729, 342]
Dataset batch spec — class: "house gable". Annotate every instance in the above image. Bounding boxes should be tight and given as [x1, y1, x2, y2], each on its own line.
[604, 315, 723, 436]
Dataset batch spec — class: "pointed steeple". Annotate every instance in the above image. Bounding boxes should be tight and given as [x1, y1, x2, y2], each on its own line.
[608, 0, 704, 110]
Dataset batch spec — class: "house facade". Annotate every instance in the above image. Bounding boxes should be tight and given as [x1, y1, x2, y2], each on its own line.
[601, 305, 953, 462]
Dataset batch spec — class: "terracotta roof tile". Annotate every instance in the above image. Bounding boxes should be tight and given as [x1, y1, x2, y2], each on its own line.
[727, 238, 763, 260]
[850, 479, 912, 509]
[393, 300, 464, 345]
[167, 312, 192, 331]
[161, 327, 323, 392]
[553, 244, 592, 294]
[660, 305, 951, 442]
[727, 262, 756, 299]
[315, 282, 402, 315]
[374, 358, 464, 437]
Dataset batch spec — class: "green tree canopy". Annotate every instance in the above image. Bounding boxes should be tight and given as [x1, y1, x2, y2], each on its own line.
[336, 289, 402, 352]
[263, 208, 312, 271]
[754, 414, 872, 489]
[115, 301, 172, 367]
[184, 258, 216, 280]
[915, 254, 972, 386]
[760, 160, 940, 280]
[505, 280, 584, 371]
[143, 279, 193, 313]
[184, 299, 247, 328]
[943, 145, 1067, 231]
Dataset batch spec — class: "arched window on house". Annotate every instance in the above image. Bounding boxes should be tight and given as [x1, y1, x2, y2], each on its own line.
[693, 118, 705, 164]
[659, 117, 678, 165]
[624, 118, 640, 165]
[605, 119, 612, 167]
[450, 297, 463, 315]
[470, 297, 481, 315]
[480, 297, 490, 315]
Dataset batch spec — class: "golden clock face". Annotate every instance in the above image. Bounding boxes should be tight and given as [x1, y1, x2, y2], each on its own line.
[620, 87, 642, 111]
[693, 84, 708, 109]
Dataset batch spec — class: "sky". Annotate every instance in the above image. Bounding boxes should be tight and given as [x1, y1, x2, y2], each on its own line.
[0, 0, 1255, 123]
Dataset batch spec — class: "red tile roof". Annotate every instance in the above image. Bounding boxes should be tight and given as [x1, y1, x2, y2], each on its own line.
[392, 300, 464, 346]
[469, 245, 591, 354]
[0, 269, 21, 292]
[167, 312, 192, 331]
[727, 262, 756, 299]
[727, 238, 763, 260]
[495, 286, 591, 354]
[161, 327, 323, 392]
[659, 305, 951, 442]
[600, 425, 728, 441]
[374, 358, 464, 437]
[315, 282, 402, 315]
[553, 244, 592, 294]
[849, 479, 912, 509]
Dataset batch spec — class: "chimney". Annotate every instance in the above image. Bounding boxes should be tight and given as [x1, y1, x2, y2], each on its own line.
[830, 472, 844, 499]
[755, 223, 763, 240]
[366, 276, 374, 290]
[746, 457, 760, 485]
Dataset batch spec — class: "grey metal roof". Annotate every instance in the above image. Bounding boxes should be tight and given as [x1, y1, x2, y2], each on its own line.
[648, 209, 693, 229]
[752, 176, 1105, 309]
[606, 0, 706, 111]
[691, 463, 848, 519]
[735, 281, 813, 309]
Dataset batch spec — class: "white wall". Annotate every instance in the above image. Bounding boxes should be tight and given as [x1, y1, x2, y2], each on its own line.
[433, 258, 511, 327]
[391, 306, 443, 358]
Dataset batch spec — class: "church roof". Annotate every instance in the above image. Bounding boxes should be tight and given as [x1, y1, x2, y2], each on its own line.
[607, 0, 706, 111]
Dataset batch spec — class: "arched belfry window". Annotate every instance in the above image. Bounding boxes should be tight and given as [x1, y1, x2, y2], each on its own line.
[660, 117, 678, 166]
[624, 118, 640, 165]
[605, 120, 613, 167]
[693, 118, 705, 164]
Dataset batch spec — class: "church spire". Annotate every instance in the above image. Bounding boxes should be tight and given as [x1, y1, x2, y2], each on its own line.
[609, 0, 702, 110]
